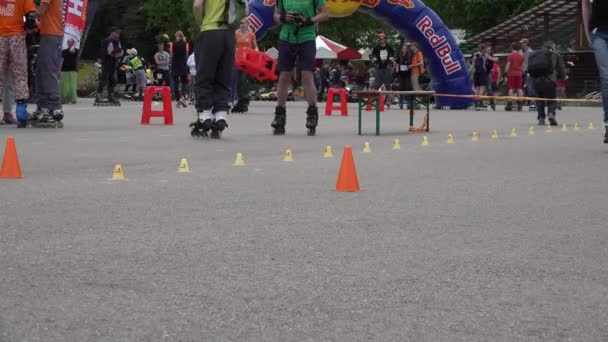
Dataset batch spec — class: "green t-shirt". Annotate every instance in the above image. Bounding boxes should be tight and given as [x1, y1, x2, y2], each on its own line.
[200, 0, 230, 32]
[278, 0, 325, 44]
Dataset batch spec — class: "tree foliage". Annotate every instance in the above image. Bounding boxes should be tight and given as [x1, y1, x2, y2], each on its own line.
[82, 0, 546, 60]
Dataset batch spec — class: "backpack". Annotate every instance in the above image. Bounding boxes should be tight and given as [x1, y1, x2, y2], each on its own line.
[528, 49, 554, 78]
[221, 0, 247, 29]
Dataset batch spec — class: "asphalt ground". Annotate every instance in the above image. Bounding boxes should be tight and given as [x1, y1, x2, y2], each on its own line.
[1, 99, 607, 341]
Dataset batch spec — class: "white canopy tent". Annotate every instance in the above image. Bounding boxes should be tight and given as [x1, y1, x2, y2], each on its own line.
[265, 47, 279, 59]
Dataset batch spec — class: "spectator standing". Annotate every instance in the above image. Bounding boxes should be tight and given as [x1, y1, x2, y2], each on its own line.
[233, 19, 258, 113]
[171, 31, 189, 107]
[35, 0, 65, 124]
[154, 43, 171, 87]
[95, 27, 123, 105]
[520, 38, 536, 110]
[505, 42, 525, 112]
[371, 33, 395, 90]
[396, 42, 413, 109]
[529, 41, 565, 126]
[60, 38, 79, 104]
[582, 0, 608, 143]
[0, 0, 36, 126]
[409, 42, 424, 91]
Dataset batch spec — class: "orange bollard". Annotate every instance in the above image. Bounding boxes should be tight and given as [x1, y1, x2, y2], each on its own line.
[0, 137, 23, 178]
[335, 146, 360, 192]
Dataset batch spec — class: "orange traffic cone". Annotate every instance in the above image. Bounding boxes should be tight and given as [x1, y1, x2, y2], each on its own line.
[0, 136, 23, 178]
[335, 146, 360, 192]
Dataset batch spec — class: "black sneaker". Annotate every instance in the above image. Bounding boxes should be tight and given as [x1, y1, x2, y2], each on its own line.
[549, 117, 558, 126]
[538, 119, 546, 126]
[604, 126, 608, 144]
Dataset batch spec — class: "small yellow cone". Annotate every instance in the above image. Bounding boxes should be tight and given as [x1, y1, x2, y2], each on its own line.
[447, 134, 455, 144]
[472, 132, 479, 142]
[511, 128, 518, 137]
[323, 146, 334, 158]
[589, 122, 595, 130]
[562, 123, 568, 132]
[546, 125, 553, 133]
[392, 139, 401, 150]
[283, 149, 294, 161]
[529, 127, 535, 136]
[233, 153, 245, 166]
[491, 130, 498, 139]
[111, 164, 125, 180]
[421, 136, 429, 146]
[363, 142, 371, 153]
[177, 158, 191, 172]
[574, 122, 580, 131]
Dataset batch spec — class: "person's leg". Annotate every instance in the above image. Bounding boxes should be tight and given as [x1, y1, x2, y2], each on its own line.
[8, 35, 29, 124]
[411, 73, 421, 91]
[3, 69, 15, 115]
[194, 31, 219, 118]
[37, 35, 62, 114]
[60, 71, 69, 103]
[272, 40, 297, 133]
[533, 78, 546, 123]
[2, 56, 16, 123]
[96, 63, 112, 100]
[181, 74, 189, 100]
[211, 30, 235, 118]
[135, 69, 147, 98]
[546, 79, 558, 124]
[591, 31, 608, 127]
[108, 64, 118, 102]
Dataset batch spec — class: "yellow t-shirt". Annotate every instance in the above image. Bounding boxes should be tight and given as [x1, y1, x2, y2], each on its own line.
[200, 0, 230, 32]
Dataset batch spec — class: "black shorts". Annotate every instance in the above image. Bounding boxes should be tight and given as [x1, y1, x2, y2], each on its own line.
[277, 40, 316, 72]
[473, 73, 489, 87]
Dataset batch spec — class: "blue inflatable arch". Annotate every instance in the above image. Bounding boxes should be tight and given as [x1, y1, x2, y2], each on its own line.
[247, 0, 474, 107]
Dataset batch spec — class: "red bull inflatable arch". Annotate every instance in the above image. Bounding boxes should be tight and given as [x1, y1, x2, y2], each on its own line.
[247, 0, 474, 107]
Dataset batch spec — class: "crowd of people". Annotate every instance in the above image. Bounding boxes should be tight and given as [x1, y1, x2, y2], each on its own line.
[0, 0, 606, 142]
[0, 0, 67, 127]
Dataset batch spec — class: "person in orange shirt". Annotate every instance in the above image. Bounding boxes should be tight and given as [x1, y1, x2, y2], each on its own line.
[33, 0, 65, 126]
[0, 0, 37, 126]
[409, 43, 425, 91]
[232, 18, 258, 113]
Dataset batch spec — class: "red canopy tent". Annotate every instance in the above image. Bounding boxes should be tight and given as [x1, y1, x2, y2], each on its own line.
[315, 35, 362, 60]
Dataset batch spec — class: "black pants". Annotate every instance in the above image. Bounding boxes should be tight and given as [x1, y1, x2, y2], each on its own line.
[533, 77, 557, 119]
[172, 72, 188, 99]
[97, 61, 117, 97]
[235, 69, 250, 102]
[195, 29, 235, 113]
[157, 69, 171, 87]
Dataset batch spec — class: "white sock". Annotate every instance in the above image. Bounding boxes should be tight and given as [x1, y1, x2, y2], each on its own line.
[198, 110, 213, 121]
[215, 111, 227, 121]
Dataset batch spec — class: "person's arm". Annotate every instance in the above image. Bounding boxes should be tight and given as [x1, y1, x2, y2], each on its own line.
[582, 0, 592, 45]
[505, 59, 511, 75]
[252, 33, 259, 51]
[410, 52, 423, 68]
[555, 53, 566, 80]
[35, 1, 48, 17]
[311, 4, 329, 24]
[274, 5, 294, 24]
[193, 0, 205, 26]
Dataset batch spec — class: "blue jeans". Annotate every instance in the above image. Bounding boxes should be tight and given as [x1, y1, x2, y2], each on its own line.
[591, 29, 608, 123]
